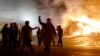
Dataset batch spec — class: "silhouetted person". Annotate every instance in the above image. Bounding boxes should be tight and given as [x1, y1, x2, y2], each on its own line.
[38, 26, 45, 46]
[13, 22, 19, 48]
[21, 21, 37, 52]
[38, 16, 56, 53]
[37, 27, 41, 46]
[9, 23, 15, 48]
[1, 24, 9, 48]
[57, 25, 63, 47]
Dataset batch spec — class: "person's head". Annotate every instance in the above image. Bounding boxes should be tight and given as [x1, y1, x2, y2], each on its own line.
[47, 18, 51, 23]
[10, 23, 14, 27]
[25, 21, 29, 26]
[14, 22, 17, 26]
[4, 24, 8, 27]
[57, 25, 61, 29]
[14, 22, 16, 25]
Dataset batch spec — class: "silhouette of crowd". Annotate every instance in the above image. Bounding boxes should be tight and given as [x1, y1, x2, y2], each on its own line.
[2, 23, 19, 48]
[1, 16, 63, 54]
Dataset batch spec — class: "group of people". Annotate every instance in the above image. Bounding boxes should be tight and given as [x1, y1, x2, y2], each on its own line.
[1, 23, 19, 48]
[1, 16, 63, 53]
[1, 21, 37, 51]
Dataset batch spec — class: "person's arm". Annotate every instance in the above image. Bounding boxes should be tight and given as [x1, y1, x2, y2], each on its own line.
[38, 16, 45, 25]
[31, 27, 37, 30]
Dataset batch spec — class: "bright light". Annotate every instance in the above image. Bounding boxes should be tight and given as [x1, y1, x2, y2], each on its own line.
[78, 15, 100, 35]
[62, 15, 100, 47]
[72, 31, 81, 36]
[66, 15, 100, 35]
[19, 9, 38, 35]
[20, 9, 38, 27]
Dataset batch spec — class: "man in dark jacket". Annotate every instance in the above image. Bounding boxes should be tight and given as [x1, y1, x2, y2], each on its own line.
[21, 21, 37, 52]
[38, 16, 56, 53]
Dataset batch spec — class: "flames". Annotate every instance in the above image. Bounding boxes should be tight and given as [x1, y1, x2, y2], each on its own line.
[62, 15, 100, 47]
[60, 0, 100, 47]
[62, 15, 100, 35]
[73, 15, 100, 35]
[61, 13, 100, 47]
[61, 0, 100, 36]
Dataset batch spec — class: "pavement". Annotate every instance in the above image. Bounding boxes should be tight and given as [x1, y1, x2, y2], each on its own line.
[0, 45, 100, 56]
[0, 35, 100, 56]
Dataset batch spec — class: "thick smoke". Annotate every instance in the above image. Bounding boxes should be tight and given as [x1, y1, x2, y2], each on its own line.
[0, 0, 99, 33]
[34, 0, 84, 27]
[83, 0, 100, 21]
[34, 0, 67, 26]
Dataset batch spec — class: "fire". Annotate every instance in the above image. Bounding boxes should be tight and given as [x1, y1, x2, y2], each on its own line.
[62, 15, 100, 47]
[78, 15, 100, 35]
[61, 0, 100, 47]
[62, 15, 100, 36]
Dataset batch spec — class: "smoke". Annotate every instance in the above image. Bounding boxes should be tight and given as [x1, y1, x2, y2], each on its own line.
[34, 0, 84, 27]
[0, 0, 100, 34]
[34, 0, 67, 26]
[34, 0, 87, 35]
[83, 0, 100, 21]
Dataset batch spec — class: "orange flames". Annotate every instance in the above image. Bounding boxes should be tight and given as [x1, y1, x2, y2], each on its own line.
[62, 15, 100, 47]
[62, 0, 100, 36]
[61, 0, 100, 47]
[62, 15, 100, 36]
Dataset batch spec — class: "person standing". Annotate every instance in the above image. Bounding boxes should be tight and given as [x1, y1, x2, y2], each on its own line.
[57, 25, 63, 47]
[9, 23, 15, 48]
[13, 22, 19, 48]
[21, 21, 37, 52]
[1, 24, 9, 48]
[38, 16, 56, 53]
